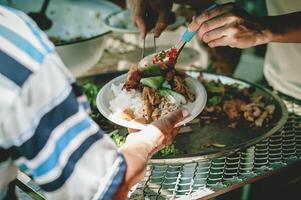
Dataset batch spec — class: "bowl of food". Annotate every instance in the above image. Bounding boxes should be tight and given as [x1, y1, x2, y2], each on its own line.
[1, 0, 121, 76]
[104, 9, 186, 34]
[96, 48, 207, 129]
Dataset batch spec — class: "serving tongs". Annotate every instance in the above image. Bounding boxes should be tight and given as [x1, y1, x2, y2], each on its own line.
[138, 3, 218, 69]
[141, 36, 156, 60]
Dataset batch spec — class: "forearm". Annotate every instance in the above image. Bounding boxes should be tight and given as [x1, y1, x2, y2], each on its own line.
[261, 12, 301, 43]
[112, 127, 163, 200]
[112, 145, 148, 200]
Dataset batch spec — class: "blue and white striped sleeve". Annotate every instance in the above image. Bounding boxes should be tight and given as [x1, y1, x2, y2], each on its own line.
[0, 6, 126, 200]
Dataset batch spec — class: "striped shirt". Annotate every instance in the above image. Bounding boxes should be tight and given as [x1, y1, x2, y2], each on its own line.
[0, 5, 125, 199]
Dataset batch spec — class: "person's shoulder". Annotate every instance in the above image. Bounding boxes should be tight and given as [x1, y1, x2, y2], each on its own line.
[0, 5, 56, 88]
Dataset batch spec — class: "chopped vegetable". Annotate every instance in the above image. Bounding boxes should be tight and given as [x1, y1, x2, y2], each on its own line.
[153, 48, 178, 66]
[140, 76, 164, 89]
[208, 96, 222, 106]
[155, 144, 180, 157]
[81, 82, 99, 109]
[159, 88, 186, 105]
[139, 64, 166, 77]
[111, 131, 126, 147]
[203, 80, 225, 94]
[161, 80, 172, 89]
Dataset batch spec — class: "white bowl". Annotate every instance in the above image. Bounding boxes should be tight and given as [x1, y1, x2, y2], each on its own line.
[1, 0, 121, 77]
[96, 73, 207, 129]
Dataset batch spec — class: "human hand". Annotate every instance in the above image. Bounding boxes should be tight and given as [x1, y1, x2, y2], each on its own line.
[188, 3, 271, 48]
[127, 0, 173, 38]
[125, 109, 189, 156]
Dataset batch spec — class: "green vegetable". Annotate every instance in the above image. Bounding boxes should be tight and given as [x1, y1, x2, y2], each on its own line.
[140, 76, 164, 89]
[111, 131, 126, 147]
[159, 88, 186, 104]
[161, 80, 172, 89]
[155, 144, 180, 157]
[212, 143, 226, 148]
[81, 82, 99, 109]
[208, 96, 222, 106]
[204, 81, 225, 94]
[110, 131, 180, 157]
[139, 64, 166, 76]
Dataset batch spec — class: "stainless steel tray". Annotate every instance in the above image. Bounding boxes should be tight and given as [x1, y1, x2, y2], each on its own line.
[78, 71, 288, 164]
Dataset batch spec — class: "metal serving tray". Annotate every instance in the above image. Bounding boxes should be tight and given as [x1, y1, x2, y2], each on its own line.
[78, 71, 288, 164]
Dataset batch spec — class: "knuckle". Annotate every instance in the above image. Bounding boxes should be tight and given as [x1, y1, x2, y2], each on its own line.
[202, 11, 211, 20]
[203, 32, 210, 42]
[202, 22, 210, 31]
[227, 13, 238, 22]
[209, 41, 216, 48]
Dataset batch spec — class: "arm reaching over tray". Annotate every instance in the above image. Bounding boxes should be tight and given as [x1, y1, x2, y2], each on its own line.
[189, 3, 301, 48]
[113, 109, 189, 200]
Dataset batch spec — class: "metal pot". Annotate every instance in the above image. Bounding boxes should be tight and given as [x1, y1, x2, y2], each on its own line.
[0, 0, 121, 77]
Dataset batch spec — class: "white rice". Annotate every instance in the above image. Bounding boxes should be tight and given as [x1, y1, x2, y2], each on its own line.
[109, 83, 143, 119]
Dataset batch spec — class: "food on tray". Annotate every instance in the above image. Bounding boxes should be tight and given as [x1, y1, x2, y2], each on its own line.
[198, 73, 276, 128]
[111, 130, 180, 157]
[109, 49, 195, 124]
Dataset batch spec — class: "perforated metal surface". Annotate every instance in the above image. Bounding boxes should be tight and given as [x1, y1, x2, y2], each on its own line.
[16, 94, 301, 200]
[129, 96, 301, 199]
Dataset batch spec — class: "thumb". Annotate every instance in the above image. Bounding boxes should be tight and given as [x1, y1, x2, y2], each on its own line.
[152, 109, 189, 131]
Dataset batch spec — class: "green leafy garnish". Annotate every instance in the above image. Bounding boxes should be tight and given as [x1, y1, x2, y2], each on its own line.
[140, 76, 164, 89]
[155, 144, 180, 157]
[81, 82, 99, 109]
[208, 96, 222, 106]
[111, 131, 126, 147]
[204, 80, 225, 94]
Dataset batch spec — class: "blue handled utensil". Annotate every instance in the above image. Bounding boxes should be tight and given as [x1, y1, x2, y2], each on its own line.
[173, 3, 218, 63]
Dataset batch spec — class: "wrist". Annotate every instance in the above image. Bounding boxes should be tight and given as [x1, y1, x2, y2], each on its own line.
[123, 125, 165, 158]
[258, 16, 275, 44]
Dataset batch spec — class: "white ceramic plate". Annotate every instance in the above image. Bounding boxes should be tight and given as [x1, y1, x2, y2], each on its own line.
[96, 73, 207, 129]
[104, 9, 186, 34]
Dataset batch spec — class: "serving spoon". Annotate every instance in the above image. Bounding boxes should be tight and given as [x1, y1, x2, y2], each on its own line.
[28, 0, 52, 31]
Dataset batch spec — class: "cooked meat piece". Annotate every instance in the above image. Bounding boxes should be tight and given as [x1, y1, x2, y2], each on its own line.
[173, 75, 195, 102]
[123, 65, 141, 91]
[142, 87, 161, 106]
[123, 80, 139, 91]
[151, 108, 161, 121]
[252, 107, 262, 117]
[142, 87, 160, 122]
[122, 108, 135, 120]
[186, 90, 196, 102]
[149, 88, 161, 105]
[266, 105, 276, 115]
[159, 97, 178, 117]
[255, 111, 269, 127]
[205, 105, 222, 113]
[223, 99, 246, 120]
[142, 99, 153, 123]
[251, 96, 263, 104]
[134, 117, 148, 124]
[165, 71, 175, 82]
[127, 65, 140, 82]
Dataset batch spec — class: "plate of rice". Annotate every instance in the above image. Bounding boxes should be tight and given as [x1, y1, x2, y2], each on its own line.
[96, 68, 207, 129]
